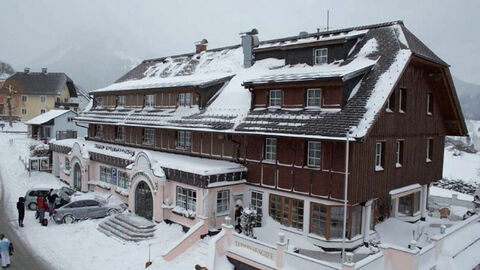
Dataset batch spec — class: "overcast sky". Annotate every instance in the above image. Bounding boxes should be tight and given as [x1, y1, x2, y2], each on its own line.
[1, 0, 479, 88]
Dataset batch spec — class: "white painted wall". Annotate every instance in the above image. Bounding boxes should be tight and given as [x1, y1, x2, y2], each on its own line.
[53, 111, 87, 138]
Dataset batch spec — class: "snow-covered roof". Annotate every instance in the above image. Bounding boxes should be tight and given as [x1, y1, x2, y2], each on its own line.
[80, 21, 456, 139]
[26, 109, 73, 125]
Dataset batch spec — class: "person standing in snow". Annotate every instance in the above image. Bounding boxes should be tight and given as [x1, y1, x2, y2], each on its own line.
[234, 200, 244, 233]
[47, 189, 57, 217]
[0, 234, 11, 268]
[16, 197, 25, 227]
[37, 195, 47, 224]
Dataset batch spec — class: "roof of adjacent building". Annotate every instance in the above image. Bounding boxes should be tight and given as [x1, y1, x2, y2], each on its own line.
[26, 109, 74, 125]
[78, 21, 466, 139]
[0, 72, 78, 97]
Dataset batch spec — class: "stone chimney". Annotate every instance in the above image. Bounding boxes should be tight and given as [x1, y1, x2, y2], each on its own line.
[241, 28, 259, 68]
[41, 68, 48, 74]
[24, 67, 30, 74]
[195, 39, 208, 53]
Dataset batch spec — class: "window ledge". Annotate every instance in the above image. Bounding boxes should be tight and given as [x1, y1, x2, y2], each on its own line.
[305, 106, 321, 110]
[385, 108, 393, 113]
[426, 159, 432, 163]
[375, 166, 384, 172]
[305, 165, 321, 170]
[267, 106, 281, 110]
[215, 212, 230, 217]
[395, 163, 402, 168]
[280, 226, 304, 235]
[427, 112, 433, 116]
[399, 110, 406, 114]
[262, 159, 276, 165]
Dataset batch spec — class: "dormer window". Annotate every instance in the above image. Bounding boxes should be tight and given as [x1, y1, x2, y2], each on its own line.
[178, 93, 192, 106]
[269, 90, 282, 107]
[96, 96, 104, 108]
[306, 89, 322, 108]
[144, 94, 155, 107]
[117, 95, 125, 107]
[314, 48, 328, 65]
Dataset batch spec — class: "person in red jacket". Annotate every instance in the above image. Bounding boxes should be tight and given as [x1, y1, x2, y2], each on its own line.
[37, 195, 47, 224]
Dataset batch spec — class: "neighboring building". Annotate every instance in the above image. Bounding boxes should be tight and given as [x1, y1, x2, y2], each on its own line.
[26, 109, 87, 141]
[71, 85, 91, 112]
[0, 68, 79, 120]
[0, 80, 5, 115]
[50, 21, 472, 266]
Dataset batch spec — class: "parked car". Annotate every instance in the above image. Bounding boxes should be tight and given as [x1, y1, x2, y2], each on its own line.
[24, 187, 71, 210]
[53, 199, 125, 224]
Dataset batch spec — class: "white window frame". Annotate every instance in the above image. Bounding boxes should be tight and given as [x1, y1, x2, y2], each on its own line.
[144, 94, 155, 107]
[178, 93, 192, 106]
[307, 141, 321, 167]
[176, 130, 191, 150]
[395, 140, 403, 168]
[64, 156, 70, 171]
[375, 142, 383, 171]
[216, 190, 230, 215]
[264, 138, 277, 162]
[115, 126, 125, 141]
[117, 95, 125, 107]
[398, 88, 406, 113]
[21, 108, 27, 115]
[40, 95, 46, 103]
[426, 93, 433, 115]
[21, 95, 27, 102]
[314, 48, 328, 65]
[176, 186, 197, 212]
[426, 138, 433, 163]
[268, 89, 282, 107]
[96, 96, 104, 107]
[250, 190, 263, 227]
[117, 171, 128, 189]
[306, 88, 322, 108]
[143, 128, 155, 145]
[99, 166, 111, 183]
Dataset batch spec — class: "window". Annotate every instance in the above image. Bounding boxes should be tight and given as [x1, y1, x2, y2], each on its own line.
[307, 141, 321, 167]
[176, 130, 191, 150]
[67, 117, 74, 122]
[115, 126, 125, 141]
[117, 95, 125, 107]
[329, 206, 345, 239]
[314, 48, 328, 65]
[269, 194, 304, 230]
[142, 128, 155, 145]
[311, 203, 328, 237]
[178, 93, 192, 106]
[375, 142, 385, 171]
[350, 205, 362, 238]
[395, 140, 404, 167]
[306, 89, 322, 107]
[44, 127, 51, 138]
[96, 96, 104, 107]
[176, 186, 197, 212]
[144, 94, 155, 107]
[94, 125, 103, 138]
[386, 93, 395, 112]
[21, 108, 27, 115]
[118, 171, 128, 189]
[250, 191, 263, 227]
[56, 97, 60, 103]
[264, 138, 277, 161]
[398, 191, 421, 216]
[268, 90, 282, 107]
[40, 109, 46, 114]
[398, 88, 406, 113]
[85, 200, 100, 207]
[426, 138, 433, 162]
[64, 157, 70, 171]
[216, 190, 230, 215]
[21, 95, 27, 102]
[426, 93, 433, 115]
[99, 166, 111, 183]
[40, 95, 46, 103]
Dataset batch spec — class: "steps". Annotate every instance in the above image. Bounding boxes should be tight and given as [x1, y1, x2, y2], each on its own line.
[97, 213, 156, 242]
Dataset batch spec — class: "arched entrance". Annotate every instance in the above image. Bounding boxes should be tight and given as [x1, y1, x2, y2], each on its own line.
[135, 181, 153, 220]
[73, 163, 82, 191]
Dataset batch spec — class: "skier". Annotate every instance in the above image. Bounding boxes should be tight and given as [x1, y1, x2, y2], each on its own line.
[0, 234, 11, 268]
[16, 197, 25, 227]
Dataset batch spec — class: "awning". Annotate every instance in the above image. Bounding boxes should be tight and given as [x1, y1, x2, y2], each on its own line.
[389, 184, 422, 199]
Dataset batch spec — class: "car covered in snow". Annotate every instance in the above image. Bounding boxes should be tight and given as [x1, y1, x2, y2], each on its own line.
[53, 198, 126, 224]
[24, 187, 74, 210]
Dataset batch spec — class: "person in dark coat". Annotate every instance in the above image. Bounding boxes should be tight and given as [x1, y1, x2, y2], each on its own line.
[234, 201, 244, 233]
[47, 189, 57, 217]
[16, 197, 25, 227]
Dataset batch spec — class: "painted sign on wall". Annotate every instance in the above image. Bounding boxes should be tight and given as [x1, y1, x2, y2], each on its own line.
[111, 167, 118, 185]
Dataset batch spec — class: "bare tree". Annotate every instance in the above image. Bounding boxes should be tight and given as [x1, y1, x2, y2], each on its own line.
[5, 85, 17, 127]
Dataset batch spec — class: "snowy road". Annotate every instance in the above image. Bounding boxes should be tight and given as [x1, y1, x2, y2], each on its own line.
[0, 171, 51, 270]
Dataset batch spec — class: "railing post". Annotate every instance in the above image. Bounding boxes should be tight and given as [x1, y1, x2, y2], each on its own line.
[223, 217, 234, 246]
[276, 232, 286, 268]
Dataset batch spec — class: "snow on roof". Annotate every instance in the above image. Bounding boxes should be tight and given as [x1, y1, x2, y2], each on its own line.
[26, 109, 73, 125]
[51, 138, 246, 176]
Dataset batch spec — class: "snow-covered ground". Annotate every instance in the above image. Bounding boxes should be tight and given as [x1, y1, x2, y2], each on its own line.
[0, 133, 209, 270]
[0, 121, 27, 132]
[443, 146, 480, 185]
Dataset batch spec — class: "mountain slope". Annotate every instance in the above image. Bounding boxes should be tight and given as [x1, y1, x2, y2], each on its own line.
[0, 61, 15, 79]
[453, 77, 480, 120]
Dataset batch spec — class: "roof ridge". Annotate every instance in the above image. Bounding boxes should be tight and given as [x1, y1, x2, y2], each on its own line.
[142, 44, 242, 64]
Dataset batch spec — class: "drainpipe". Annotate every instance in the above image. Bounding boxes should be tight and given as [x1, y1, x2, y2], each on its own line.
[341, 131, 350, 264]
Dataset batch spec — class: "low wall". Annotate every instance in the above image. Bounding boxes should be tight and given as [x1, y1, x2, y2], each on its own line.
[162, 219, 208, 261]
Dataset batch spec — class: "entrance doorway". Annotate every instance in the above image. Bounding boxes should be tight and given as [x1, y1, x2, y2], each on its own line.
[135, 181, 153, 220]
[73, 163, 82, 191]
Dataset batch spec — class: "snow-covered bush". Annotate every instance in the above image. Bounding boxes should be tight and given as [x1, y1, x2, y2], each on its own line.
[240, 208, 257, 238]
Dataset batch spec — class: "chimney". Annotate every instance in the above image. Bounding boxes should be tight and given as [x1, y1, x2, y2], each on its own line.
[195, 39, 208, 53]
[240, 28, 259, 68]
[41, 68, 48, 74]
[24, 67, 30, 74]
